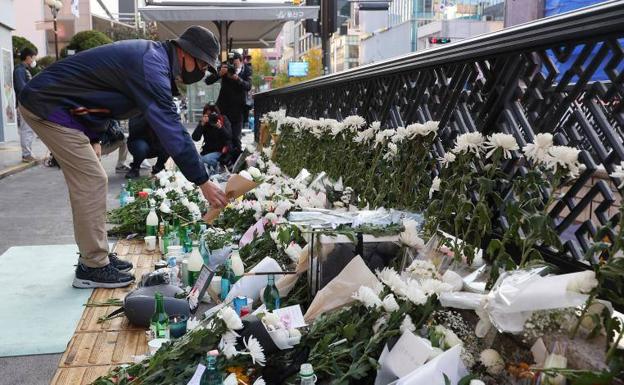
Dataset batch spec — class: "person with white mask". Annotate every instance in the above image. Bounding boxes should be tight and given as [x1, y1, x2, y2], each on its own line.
[13, 47, 38, 162]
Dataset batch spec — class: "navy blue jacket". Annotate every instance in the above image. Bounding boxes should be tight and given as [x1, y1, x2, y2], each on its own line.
[19, 39, 209, 185]
[13, 63, 32, 105]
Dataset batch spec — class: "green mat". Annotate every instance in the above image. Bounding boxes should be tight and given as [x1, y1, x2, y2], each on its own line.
[0, 244, 93, 357]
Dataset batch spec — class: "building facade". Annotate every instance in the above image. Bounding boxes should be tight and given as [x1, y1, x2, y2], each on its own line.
[0, 0, 17, 142]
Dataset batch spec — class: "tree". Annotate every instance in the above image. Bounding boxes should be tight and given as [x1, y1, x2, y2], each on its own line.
[12, 36, 38, 65]
[303, 48, 323, 80]
[249, 49, 272, 91]
[62, 30, 112, 57]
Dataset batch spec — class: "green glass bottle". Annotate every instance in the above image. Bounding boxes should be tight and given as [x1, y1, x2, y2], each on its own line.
[263, 274, 281, 311]
[200, 350, 222, 385]
[183, 227, 193, 253]
[150, 292, 170, 339]
[220, 259, 236, 301]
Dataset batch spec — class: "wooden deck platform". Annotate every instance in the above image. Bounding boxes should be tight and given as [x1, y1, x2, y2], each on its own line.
[50, 240, 160, 385]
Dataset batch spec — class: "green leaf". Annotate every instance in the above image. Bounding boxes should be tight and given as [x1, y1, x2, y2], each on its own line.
[443, 373, 451, 385]
[343, 323, 357, 340]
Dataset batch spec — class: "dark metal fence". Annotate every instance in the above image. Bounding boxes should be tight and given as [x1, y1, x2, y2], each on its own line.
[254, 1, 624, 272]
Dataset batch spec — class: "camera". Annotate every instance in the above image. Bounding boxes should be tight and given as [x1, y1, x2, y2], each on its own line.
[225, 52, 238, 75]
[208, 112, 219, 126]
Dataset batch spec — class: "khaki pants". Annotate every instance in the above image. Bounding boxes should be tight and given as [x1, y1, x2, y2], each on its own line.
[102, 137, 128, 168]
[20, 106, 110, 268]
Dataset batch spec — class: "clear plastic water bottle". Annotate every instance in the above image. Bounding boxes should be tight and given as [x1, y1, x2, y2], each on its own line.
[167, 256, 179, 286]
[119, 184, 128, 207]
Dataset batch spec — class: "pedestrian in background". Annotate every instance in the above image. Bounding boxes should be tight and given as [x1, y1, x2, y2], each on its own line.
[13, 47, 38, 163]
[100, 120, 131, 173]
[125, 115, 170, 179]
[205, 51, 252, 159]
[192, 103, 232, 174]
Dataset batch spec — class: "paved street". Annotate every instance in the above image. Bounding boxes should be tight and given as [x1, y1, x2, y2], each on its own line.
[0, 146, 129, 385]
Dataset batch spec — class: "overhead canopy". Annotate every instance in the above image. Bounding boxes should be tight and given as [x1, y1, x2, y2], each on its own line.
[139, 1, 319, 49]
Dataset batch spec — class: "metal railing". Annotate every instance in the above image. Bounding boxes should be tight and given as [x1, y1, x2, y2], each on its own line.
[254, 0, 624, 271]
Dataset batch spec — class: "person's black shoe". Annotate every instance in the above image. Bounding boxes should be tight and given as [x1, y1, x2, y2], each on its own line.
[72, 263, 135, 289]
[109, 252, 133, 273]
[125, 168, 140, 179]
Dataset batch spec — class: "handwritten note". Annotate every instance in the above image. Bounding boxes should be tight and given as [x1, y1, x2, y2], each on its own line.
[274, 305, 307, 328]
[384, 331, 432, 378]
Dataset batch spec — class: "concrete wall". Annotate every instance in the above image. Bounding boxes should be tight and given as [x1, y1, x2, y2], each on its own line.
[0, 0, 17, 142]
[359, 10, 388, 34]
[359, 21, 411, 66]
[505, 0, 544, 27]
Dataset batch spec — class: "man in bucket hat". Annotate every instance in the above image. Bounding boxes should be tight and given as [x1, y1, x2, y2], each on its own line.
[18, 26, 227, 289]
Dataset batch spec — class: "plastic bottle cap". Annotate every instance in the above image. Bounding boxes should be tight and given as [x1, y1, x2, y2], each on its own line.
[208, 350, 219, 356]
[300, 363, 314, 377]
[167, 256, 177, 267]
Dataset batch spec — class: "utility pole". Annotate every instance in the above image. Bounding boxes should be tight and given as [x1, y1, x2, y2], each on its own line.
[320, 0, 336, 75]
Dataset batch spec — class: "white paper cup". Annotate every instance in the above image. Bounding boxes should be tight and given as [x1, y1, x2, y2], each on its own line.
[144, 236, 156, 251]
[147, 338, 169, 355]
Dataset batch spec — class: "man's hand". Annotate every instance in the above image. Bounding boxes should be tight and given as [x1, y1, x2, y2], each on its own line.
[92, 143, 102, 159]
[229, 74, 239, 81]
[216, 120, 223, 129]
[200, 181, 227, 208]
[219, 65, 228, 77]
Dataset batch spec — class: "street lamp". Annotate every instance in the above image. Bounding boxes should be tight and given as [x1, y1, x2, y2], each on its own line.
[45, 0, 63, 60]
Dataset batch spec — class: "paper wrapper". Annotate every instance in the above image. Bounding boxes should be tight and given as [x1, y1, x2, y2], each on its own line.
[203, 175, 258, 224]
[276, 244, 310, 297]
[395, 345, 467, 385]
[303, 255, 380, 323]
[224, 257, 282, 303]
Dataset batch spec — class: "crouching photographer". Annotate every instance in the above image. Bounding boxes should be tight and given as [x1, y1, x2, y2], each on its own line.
[192, 104, 232, 174]
[204, 51, 252, 158]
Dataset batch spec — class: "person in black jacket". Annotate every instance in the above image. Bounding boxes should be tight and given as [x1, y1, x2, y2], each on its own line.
[192, 103, 232, 173]
[125, 115, 170, 179]
[204, 51, 252, 156]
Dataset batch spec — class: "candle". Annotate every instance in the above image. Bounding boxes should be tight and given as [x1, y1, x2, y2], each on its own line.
[168, 314, 188, 339]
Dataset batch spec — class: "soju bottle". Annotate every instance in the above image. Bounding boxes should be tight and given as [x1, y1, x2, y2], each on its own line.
[299, 363, 317, 384]
[220, 259, 235, 301]
[119, 184, 129, 207]
[183, 227, 193, 253]
[187, 243, 204, 287]
[146, 205, 158, 236]
[229, 247, 244, 284]
[150, 292, 169, 339]
[263, 274, 281, 311]
[200, 350, 222, 385]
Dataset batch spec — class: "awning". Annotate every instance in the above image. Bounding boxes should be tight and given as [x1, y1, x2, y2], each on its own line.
[139, 2, 319, 49]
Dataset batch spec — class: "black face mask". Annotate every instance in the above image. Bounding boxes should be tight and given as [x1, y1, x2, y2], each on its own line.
[181, 56, 205, 84]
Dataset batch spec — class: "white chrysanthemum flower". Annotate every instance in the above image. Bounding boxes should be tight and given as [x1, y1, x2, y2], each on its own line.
[352, 286, 383, 309]
[218, 307, 244, 331]
[452, 132, 485, 156]
[262, 147, 273, 158]
[429, 347, 444, 360]
[404, 281, 427, 305]
[382, 294, 400, 313]
[219, 331, 240, 359]
[374, 129, 396, 147]
[243, 336, 266, 366]
[420, 278, 453, 296]
[484, 133, 519, 159]
[566, 270, 598, 294]
[342, 115, 367, 132]
[154, 189, 167, 199]
[406, 121, 439, 138]
[469, 380, 486, 385]
[383, 142, 399, 161]
[437, 152, 456, 168]
[372, 315, 389, 334]
[400, 315, 416, 334]
[274, 200, 293, 216]
[480, 349, 505, 375]
[399, 219, 425, 251]
[392, 127, 408, 144]
[253, 377, 266, 385]
[239, 170, 253, 181]
[406, 260, 436, 280]
[523, 133, 553, 164]
[265, 212, 279, 224]
[547, 145, 582, 177]
[159, 177, 170, 187]
[377, 267, 408, 296]
[159, 200, 171, 214]
[261, 312, 282, 329]
[429, 176, 441, 199]
[610, 161, 624, 189]
[248, 167, 262, 180]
